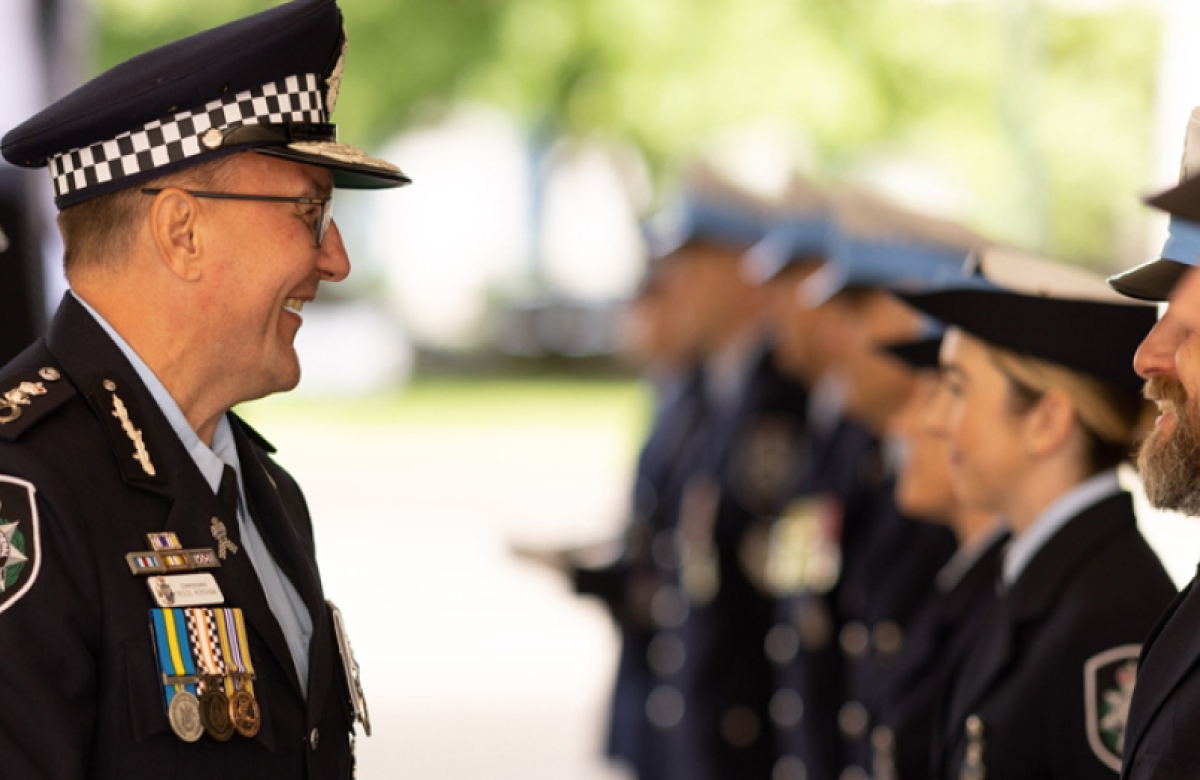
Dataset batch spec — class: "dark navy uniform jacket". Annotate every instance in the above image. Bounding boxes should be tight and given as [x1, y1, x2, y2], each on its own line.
[1121, 565, 1200, 779]
[870, 528, 1009, 780]
[646, 345, 808, 780]
[0, 296, 357, 779]
[768, 413, 875, 780]
[571, 368, 709, 771]
[836, 474, 959, 779]
[932, 492, 1176, 780]
[770, 415, 957, 780]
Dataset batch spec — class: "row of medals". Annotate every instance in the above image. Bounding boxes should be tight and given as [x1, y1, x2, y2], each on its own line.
[169, 673, 260, 743]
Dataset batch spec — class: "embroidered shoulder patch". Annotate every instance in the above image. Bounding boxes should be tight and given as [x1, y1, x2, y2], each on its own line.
[0, 476, 41, 615]
[1084, 644, 1141, 771]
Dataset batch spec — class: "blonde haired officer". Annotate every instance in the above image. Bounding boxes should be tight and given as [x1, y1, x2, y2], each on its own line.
[902, 249, 1176, 780]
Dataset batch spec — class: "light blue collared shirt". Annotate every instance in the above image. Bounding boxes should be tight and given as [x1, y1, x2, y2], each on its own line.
[1001, 469, 1123, 586]
[72, 291, 313, 695]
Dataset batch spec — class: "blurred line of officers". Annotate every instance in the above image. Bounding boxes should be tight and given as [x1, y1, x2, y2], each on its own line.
[522, 107, 1200, 780]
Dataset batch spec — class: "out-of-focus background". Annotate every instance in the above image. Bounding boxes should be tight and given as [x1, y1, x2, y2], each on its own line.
[4, 1, 1200, 777]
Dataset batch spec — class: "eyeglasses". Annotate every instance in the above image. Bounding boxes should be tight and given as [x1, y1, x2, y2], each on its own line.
[141, 189, 334, 247]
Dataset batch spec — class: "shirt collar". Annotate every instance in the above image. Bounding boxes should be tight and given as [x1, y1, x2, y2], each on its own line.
[70, 290, 239, 494]
[1001, 468, 1122, 586]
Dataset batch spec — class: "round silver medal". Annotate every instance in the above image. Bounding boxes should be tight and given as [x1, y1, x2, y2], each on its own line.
[168, 691, 204, 743]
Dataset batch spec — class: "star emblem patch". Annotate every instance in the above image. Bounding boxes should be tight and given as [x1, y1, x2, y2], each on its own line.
[0, 475, 40, 615]
[1084, 644, 1142, 771]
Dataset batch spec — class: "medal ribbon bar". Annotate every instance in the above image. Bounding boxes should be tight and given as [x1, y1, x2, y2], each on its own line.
[184, 607, 227, 693]
[216, 607, 257, 695]
[150, 608, 199, 706]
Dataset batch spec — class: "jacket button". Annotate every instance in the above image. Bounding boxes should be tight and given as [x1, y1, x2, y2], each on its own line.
[310, 727, 320, 750]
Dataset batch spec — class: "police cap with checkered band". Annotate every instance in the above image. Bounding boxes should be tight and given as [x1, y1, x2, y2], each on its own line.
[1, 0, 409, 210]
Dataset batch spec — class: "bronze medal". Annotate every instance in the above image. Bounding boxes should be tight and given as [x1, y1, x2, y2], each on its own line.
[200, 688, 235, 741]
[168, 691, 204, 743]
[228, 689, 261, 738]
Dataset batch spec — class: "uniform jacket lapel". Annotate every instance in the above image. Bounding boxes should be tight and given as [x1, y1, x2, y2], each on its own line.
[231, 419, 333, 715]
[1121, 578, 1199, 771]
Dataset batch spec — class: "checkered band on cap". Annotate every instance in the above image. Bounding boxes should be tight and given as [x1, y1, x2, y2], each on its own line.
[47, 73, 326, 200]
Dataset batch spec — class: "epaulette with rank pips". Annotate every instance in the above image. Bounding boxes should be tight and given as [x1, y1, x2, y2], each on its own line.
[0, 364, 76, 442]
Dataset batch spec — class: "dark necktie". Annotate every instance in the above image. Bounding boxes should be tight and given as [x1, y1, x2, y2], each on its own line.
[218, 464, 239, 521]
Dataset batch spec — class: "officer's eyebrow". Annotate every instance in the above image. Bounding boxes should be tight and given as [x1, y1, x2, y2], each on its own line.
[300, 176, 333, 200]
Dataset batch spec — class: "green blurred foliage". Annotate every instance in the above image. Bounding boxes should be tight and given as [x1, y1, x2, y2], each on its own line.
[96, 0, 1161, 267]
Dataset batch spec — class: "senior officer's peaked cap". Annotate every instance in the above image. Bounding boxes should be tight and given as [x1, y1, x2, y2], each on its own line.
[1, 0, 409, 209]
[900, 246, 1156, 393]
[800, 185, 989, 307]
[1109, 108, 1200, 301]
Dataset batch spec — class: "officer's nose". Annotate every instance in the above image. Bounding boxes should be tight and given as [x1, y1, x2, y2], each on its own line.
[317, 220, 351, 283]
[1133, 308, 1183, 381]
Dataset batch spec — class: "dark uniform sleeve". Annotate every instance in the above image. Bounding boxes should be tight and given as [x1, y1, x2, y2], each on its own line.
[0, 468, 104, 780]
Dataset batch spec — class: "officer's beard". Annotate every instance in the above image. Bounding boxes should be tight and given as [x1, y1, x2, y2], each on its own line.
[1139, 376, 1200, 515]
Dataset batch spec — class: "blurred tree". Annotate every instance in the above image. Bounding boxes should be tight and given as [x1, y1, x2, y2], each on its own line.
[95, 0, 1159, 267]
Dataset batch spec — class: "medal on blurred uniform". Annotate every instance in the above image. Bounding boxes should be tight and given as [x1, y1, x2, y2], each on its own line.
[150, 608, 204, 742]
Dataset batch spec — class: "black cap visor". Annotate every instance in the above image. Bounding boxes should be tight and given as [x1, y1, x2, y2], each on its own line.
[1148, 174, 1200, 223]
[879, 337, 943, 371]
[256, 143, 410, 189]
[898, 288, 1155, 394]
[1106, 257, 1189, 302]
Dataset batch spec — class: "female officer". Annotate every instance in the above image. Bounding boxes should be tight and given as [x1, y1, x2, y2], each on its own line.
[901, 248, 1177, 780]
[866, 336, 1009, 780]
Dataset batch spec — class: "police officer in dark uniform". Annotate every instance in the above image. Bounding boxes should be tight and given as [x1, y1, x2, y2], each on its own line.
[547, 262, 709, 772]
[800, 190, 987, 780]
[756, 188, 982, 780]
[0, 2, 408, 777]
[869, 333, 1009, 780]
[901, 248, 1176, 780]
[628, 162, 814, 780]
[1106, 107, 1200, 780]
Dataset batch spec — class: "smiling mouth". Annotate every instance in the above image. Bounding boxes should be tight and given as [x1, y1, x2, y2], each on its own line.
[283, 297, 306, 315]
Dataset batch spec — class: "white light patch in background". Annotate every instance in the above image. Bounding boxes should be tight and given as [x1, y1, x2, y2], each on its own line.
[539, 139, 649, 301]
[371, 105, 533, 349]
[292, 302, 414, 396]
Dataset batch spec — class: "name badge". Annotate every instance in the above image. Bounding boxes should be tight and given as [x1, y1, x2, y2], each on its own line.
[148, 573, 225, 608]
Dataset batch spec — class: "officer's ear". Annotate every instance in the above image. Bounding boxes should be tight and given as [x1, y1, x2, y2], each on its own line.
[147, 188, 203, 282]
[1022, 387, 1079, 459]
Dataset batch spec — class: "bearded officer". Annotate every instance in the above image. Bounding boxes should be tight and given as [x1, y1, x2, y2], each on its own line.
[1107, 107, 1200, 779]
[0, 1, 408, 778]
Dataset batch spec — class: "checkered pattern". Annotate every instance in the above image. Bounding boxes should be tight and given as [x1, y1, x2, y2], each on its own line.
[48, 73, 325, 200]
[185, 607, 227, 693]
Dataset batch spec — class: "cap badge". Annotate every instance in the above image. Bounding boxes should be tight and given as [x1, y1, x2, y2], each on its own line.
[200, 128, 224, 150]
